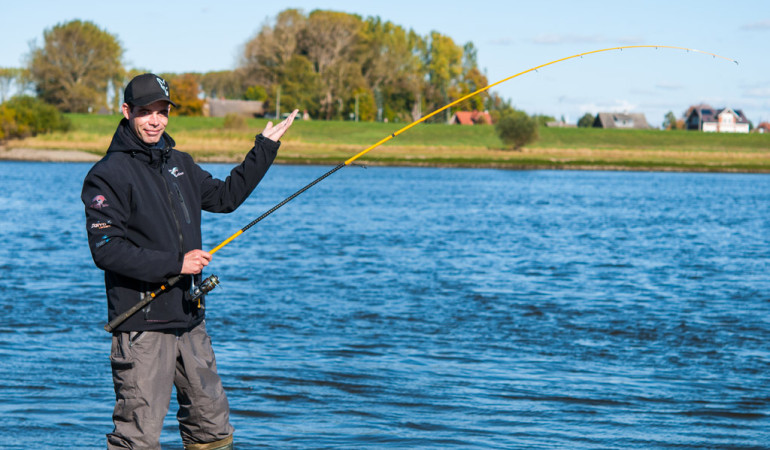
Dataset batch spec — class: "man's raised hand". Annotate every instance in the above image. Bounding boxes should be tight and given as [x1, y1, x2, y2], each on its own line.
[262, 109, 299, 142]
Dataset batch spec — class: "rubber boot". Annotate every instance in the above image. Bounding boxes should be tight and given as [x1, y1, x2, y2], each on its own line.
[184, 435, 233, 450]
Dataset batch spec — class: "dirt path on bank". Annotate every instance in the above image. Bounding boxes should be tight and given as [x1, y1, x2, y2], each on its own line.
[0, 147, 100, 162]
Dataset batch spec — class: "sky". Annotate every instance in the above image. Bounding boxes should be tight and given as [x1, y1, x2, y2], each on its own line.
[2, 0, 769, 126]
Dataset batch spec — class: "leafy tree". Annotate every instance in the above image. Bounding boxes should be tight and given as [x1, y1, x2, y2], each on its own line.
[300, 10, 364, 119]
[201, 70, 245, 99]
[577, 113, 595, 128]
[165, 73, 203, 116]
[360, 18, 425, 121]
[238, 8, 479, 122]
[495, 108, 538, 150]
[244, 85, 268, 101]
[275, 55, 322, 115]
[662, 111, 679, 130]
[424, 31, 463, 122]
[241, 9, 306, 89]
[28, 20, 124, 113]
[0, 68, 24, 103]
[458, 66, 488, 112]
[456, 43, 488, 112]
[346, 88, 376, 121]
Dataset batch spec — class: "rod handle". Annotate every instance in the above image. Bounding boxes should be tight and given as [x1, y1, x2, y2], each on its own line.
[103, 275, 183, 333]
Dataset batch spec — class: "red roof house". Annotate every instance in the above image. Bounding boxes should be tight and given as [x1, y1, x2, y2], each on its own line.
[450, 110, 493, 125]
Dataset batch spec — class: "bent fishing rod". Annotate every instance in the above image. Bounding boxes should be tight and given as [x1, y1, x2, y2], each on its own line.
[104, 45, 736, 332]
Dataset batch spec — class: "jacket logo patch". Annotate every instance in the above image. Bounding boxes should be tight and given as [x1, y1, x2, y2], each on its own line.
[90, 195, 109, 209]
[169, 167, 184, 178]
[90, 221, 112, 230]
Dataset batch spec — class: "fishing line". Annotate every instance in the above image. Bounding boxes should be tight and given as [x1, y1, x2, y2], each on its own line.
[104, 44, 736, 332]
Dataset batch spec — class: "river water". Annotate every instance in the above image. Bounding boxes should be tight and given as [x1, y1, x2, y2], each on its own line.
[0, 161, 768, 449]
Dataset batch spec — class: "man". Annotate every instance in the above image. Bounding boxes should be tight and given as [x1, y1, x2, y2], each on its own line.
[82, 73, 298, 449]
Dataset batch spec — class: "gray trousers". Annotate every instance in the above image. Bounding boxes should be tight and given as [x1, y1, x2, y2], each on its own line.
[107, 321, 234, 449]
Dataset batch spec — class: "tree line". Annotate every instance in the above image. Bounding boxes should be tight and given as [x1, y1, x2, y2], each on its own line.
[0, 12, 515, 122]
[0, 13, 546, 148]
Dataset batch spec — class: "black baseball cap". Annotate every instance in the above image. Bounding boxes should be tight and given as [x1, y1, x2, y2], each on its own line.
[124, 73, 177, 107]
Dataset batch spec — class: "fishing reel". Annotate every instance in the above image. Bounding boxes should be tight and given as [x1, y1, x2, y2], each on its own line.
[190, 274, 220, 309]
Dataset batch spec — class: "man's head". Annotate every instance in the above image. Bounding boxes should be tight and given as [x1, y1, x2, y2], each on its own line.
[121, 73, 177, 145]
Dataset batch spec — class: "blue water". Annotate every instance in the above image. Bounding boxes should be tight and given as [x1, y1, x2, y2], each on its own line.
[0, 161, 768, 449]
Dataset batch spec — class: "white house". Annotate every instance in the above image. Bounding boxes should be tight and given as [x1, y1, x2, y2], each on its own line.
[685, 105, 750, 133]
[592, 112, 650, 129]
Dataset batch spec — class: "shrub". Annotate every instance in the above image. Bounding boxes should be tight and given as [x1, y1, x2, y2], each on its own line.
[495, 108, 538, 150]
[577, 113, 595, 128]
[0, 96, 71, 141]
[0, 105, 15, 140]
[222, 113, 247, 130]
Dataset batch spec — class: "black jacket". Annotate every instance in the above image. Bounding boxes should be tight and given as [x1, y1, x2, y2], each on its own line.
[82, 118, 279, 332]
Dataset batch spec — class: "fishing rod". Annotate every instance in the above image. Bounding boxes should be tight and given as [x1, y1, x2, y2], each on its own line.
[104, 45, 736, 332]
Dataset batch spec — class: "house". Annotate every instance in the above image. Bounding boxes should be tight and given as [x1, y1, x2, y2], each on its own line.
[204, 98, 265, 118]
[592, 112, 650, 129]
[754, 122, 769, 134]
[450, 110, 492, 125]
[545, 120, 576, 128]
[685, 105, 750, 133]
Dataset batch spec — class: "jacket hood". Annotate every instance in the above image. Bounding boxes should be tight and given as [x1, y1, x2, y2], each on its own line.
[107, 118, 177, 167]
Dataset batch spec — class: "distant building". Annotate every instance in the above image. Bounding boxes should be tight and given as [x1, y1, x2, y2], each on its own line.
[756, 122, 770, 134]
[450, 110, 493, 125]
[545, 121, 576, 128]
[593, 112, 650, 129]
[685, 105, 749, 133]
[204, 98, 265, 118]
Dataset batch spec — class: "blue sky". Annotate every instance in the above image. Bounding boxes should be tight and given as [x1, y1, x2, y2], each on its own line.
[2, 0, 769, 126]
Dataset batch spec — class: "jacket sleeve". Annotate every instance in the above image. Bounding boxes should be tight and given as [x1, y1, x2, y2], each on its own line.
[194, 134, 280, 213]
[82, 167, 183, 283]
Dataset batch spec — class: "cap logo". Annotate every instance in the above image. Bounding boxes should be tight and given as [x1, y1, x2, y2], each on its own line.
[156, 77, 169, 96]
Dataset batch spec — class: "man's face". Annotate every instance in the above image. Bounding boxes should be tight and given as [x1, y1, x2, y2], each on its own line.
[122, 100, 170, 145]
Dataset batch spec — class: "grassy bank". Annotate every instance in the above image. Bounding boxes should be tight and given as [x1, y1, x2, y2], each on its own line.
[8, 113, 770, 172]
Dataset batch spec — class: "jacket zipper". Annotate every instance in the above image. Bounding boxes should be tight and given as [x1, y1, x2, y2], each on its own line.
[173, 182, 192, 224]
[160, 163, 185, 260]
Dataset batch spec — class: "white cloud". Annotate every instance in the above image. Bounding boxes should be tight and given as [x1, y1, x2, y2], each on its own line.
[488, 37, 515, 46]
[616, 36, 646, 45]
[744, 87, 770, 97]
[655, 81, 684, 90]
[741, 19, 770, 30]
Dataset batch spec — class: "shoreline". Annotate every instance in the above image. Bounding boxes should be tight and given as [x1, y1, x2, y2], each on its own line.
[0, 147, 101, 162]
[2, 146, 769, 174]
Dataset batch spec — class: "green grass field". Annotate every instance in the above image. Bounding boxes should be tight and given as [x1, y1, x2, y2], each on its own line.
[12, 113, 770, 172]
